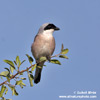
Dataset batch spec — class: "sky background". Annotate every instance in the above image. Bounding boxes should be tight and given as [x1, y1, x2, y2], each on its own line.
[0, 0, 100, 100]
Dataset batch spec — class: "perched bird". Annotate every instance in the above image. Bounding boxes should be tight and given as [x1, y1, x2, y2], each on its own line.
[31, 23, 60, 84]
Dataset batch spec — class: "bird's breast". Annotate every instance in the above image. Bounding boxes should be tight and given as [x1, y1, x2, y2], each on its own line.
[31, 34, 55, 60]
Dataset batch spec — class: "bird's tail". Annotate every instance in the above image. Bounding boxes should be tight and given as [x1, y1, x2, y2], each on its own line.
[34, 62, 44, 84]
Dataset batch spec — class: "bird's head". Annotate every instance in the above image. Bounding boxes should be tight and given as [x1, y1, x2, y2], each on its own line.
[38, 23, 60, 34]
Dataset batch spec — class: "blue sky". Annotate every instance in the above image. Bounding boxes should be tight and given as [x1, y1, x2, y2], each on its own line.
[0, 0, 100, 100]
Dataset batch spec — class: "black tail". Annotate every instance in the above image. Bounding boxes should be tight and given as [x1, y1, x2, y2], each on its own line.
[34, 62, 44, 84]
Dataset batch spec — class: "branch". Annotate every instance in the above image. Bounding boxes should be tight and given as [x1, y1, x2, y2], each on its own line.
[0, 51, 67, 86]
[0, 53, 61, 86]
[0, 64, 35, 86]
[0, 51, 66, 86]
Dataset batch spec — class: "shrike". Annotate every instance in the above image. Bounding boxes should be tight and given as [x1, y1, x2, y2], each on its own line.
[31, 23, 60, 84]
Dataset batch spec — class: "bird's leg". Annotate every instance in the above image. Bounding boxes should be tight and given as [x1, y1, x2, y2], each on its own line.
[46, 55, 51, 62]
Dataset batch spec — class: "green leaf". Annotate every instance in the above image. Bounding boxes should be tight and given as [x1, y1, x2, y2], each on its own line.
[29, 71, 32, 73]
[14, 61, 17, 65]
[4, 68, 10, 77]
[20, 77, 26, 80]
[16, 56, 19, 65]
[16, 56, 21, 67]
[5, 87, 8, 95]
[3, 60, 15, 69]
[40, 57, 47, 62]
[27, 71, 33, 87]
[0, 85, 6, 97]
[15, 80, 26, 88]
[30, 74, 34, 79]
[61, 44, 64, 51]
[61, 49, 69, 54]
[5, 68, 10, 78]
[0, 71, 9, 77]
[21, 60, 26, 65]
[6, 77, 10, 83]
[31, 64, 36, 71]
[19, 72, 23, 75]
[13, 89, 18, 96]
[5, 68, 10, 73]
[9, 87, 18, 96]
[16, 80, 22, 85]
[0, 76, 3, 80]
[10, 87, 14, 96]
[59, 55, 68, 59]
[10, 66, 14, 74]
[50, 59, 61, 65]
[26, 54, 34, 65]
[21, 82, 26, 87]
[37, 66, 42, 69]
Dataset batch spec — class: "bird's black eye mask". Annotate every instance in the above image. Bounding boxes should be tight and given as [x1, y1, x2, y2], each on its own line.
[44, 24, 57, 30]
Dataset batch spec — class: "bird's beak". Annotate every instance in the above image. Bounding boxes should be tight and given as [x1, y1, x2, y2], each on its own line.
[54, 27, 60, 31]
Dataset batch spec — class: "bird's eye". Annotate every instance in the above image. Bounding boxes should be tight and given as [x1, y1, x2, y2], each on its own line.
[44, 24, 56, 30]
[47, 25, 52, 29]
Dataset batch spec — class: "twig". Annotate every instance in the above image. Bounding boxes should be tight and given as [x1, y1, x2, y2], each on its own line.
[5, 82, 15, 88]
[51, 53, 61, 58]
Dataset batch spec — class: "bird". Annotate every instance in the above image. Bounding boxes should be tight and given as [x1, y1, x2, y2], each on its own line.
[31, 23, 60, 84]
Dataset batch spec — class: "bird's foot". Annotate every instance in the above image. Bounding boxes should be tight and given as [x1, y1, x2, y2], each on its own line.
[46, 56, 51, 62]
